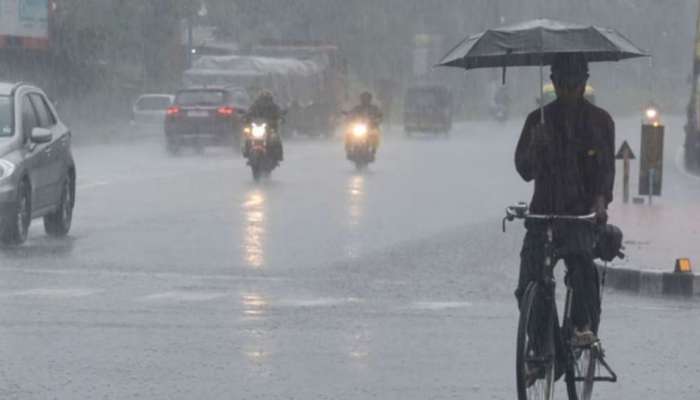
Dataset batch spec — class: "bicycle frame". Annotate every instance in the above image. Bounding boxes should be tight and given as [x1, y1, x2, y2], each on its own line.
[506, 204, 617, 400]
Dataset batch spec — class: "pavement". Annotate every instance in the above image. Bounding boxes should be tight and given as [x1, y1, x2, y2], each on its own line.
[0, 115, 698, 399]
[600, 114, 700, 297]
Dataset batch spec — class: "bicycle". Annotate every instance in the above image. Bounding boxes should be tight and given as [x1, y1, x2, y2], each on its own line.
[503, 202, 617, 400]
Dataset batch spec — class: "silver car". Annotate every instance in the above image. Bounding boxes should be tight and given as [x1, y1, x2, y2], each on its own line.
[131, 93, 174, 133]
[0, 82, 76, 245]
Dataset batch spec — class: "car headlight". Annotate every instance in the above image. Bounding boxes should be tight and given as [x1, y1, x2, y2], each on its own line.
[352, 123, 368, 138]
[251, 123, 267, 139]
[0, 159, 15, 181]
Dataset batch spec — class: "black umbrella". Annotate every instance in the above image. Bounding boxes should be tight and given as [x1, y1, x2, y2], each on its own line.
[437, 19, 649, 122]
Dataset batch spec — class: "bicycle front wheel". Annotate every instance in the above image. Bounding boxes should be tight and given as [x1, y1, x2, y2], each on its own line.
[566, 345, 598, 400]
[516, 283, 556, 400]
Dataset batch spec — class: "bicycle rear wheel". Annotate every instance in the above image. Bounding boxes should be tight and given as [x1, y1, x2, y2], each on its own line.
[516, 283, 556, 400]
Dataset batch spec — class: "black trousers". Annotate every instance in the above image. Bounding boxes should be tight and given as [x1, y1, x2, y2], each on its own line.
[515, 226, 601, 333]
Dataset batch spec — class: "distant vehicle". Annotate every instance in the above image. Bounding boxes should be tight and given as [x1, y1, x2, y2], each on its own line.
[184, 41, 348, 137]
[131, 94, 174, 132]
[242, 115, 284, 181]
[344, 114, 380, 170]
[489, 83, 510, 122]
[403, 85, 453, 136]
[0, 82, 76, 245]
[538, 83, 596, 106]
[164, 87, 250, 155]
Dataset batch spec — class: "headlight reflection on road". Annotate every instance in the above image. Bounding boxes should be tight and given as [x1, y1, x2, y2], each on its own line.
[347, 174, 365, 227]
[345, 175, 366, 259]
[241, 292, 271, 364]
[348, 326, 371, 366]
[242, 190, 266, 268]
[242, 292, 268, 319]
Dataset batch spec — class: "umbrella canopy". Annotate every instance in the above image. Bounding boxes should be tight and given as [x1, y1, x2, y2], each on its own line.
[438, 19, 648, 70]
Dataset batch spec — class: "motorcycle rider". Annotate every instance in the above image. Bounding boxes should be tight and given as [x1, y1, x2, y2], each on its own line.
[490, 81, 510, 120]
[245, 90, 284, 161]
[347, 92, 383, 153]
[514, 53, 615, 347]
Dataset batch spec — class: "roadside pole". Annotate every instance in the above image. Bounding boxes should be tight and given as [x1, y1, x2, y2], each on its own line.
[639, 123, 664, 204]
[187, 14, 193, 68]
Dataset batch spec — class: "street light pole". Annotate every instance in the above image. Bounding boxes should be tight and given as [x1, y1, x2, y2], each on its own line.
[187, 13, 193, 68]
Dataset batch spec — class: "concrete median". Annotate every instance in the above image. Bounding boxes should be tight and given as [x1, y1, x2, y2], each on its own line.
[599, 263, 699, 298]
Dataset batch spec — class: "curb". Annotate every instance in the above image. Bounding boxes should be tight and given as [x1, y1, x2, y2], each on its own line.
[597, 264, 700, 298]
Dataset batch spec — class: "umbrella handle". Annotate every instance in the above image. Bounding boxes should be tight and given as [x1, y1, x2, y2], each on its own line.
[539, 57, 545, 125]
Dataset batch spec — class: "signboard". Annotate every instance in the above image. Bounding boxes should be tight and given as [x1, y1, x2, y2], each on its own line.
[413, 34, 443, 77]
[0, 0, 48, 49]
[616, 140, 636, 203]
[639, 125, 664, 196]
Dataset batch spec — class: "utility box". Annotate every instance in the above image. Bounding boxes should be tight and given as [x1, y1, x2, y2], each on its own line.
[639, 124, 664, 196]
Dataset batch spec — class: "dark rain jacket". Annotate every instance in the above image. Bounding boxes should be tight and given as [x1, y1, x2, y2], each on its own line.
[515, 99, 615, 216]
[515, 99, 615, 255]
[248, 98, 283, 129]
[350, 103, 383, 125]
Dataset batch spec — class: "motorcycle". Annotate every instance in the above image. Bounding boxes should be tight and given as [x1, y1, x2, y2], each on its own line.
[242, 117, 283, 181]
[344, 116, 379, 171]
[490, 103, 509, 122]
[490, 84, 510, 122]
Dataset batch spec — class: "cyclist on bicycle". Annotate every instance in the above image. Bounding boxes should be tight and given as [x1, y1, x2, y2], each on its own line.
[514, 53, 615, 346]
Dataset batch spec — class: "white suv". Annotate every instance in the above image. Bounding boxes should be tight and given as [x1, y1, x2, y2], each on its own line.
[131, 93, 174, 132]
[0, 82, 76, 245]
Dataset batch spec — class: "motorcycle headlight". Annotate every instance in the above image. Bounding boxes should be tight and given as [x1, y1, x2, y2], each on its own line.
[0, 159, 15, 182]
[352, 123, 368, 138]
[251, 123, 267, 139]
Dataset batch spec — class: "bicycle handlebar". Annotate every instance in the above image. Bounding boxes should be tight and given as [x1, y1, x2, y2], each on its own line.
[503, 204, 596, 232]
[506, 208, 597, 222]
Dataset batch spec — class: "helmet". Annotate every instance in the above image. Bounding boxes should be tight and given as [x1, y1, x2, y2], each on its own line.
[360, 91, 372, 104]
[259, 90, 274, 100]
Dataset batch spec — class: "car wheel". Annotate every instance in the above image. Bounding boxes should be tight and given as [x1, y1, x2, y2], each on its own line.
[1, 179, 31, 245]
[44, 173, 75, 237]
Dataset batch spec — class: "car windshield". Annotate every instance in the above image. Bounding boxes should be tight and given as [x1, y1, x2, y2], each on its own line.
[176, 90, 226, 106]
[406, 90, 442, 108]
[136, 96, 171, 111]
[0, 96, 11, 137]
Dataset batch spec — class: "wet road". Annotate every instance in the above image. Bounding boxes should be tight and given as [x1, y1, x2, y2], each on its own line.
[1, 117, 698, 399]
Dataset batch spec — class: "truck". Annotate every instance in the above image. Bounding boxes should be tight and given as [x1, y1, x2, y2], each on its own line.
[183, 40, 348, 137]
[0, 0, 49, 50]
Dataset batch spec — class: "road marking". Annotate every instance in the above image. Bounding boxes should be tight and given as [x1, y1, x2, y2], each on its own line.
[7, 288, 102, 298]
[276, 297, 362, 307]
[139, 291, 228, 302]
[410, 301, 472, 310]
[0, 266, 293, 282]
[76, 180, 110, 190]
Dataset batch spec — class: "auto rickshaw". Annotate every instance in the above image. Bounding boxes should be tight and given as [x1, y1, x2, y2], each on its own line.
[403, 85, 453, 136]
